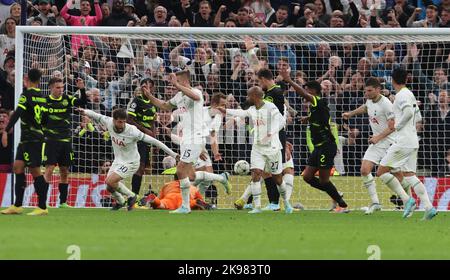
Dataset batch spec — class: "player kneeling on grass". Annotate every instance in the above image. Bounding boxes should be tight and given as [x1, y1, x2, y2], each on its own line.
[279, 69, 348, 213]
[77, 107, 179, 211]
[143, 168, 212, 210]
[220, 86, 293, 214]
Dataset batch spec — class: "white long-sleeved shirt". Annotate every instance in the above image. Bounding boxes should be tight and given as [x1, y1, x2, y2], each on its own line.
[393, 88, 420, 148]
[84, 109, 177, 163]
[227, 101, 285, 155]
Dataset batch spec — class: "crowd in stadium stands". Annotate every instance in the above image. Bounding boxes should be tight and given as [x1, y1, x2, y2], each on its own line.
[0, 0, 449, 177]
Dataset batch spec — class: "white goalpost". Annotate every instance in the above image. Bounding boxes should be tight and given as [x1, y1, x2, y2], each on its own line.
[11, 26, 450, 210]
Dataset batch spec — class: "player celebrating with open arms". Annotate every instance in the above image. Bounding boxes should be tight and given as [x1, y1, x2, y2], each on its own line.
[77, 107, 179, 211]
[146, 70, 231, 214]
[279, 68, 349, 213]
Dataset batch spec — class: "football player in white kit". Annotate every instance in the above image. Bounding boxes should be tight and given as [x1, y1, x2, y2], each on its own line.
[194, 93, 227, 196]
[220, 86, 293, 214]
[147, 70, 231, 214]
[78, 108, 179, 211]
[377, 68, 437, 220]
[343, 78, 396, 214]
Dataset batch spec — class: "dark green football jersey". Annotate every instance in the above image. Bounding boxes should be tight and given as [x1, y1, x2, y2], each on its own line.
[308, 95, 335, 147]
[41, 90, 87, 142]
[127, 95, 157, 129]
[16, 88, 46, 143]
[263, 83, 285, 116]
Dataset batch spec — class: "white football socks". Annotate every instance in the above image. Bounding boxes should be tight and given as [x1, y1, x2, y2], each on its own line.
[283, 174, 294, 201]
[363, 174, 379, 205]
[405, 176, 433, 211]
[111, 191, 125, 205]
[117, 182, 135, 197]
[240, 184, 252, 202]
[379, 173, 410, 204]
[250, 181, 262, 209]
[180, 177, 191, 210]
[194, 171, 224, 185]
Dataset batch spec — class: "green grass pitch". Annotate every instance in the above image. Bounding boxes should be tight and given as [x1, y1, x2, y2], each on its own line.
[1, 208, 449, 260]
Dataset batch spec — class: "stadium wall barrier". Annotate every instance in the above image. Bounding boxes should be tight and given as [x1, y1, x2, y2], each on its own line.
[1, 173, 450, 210]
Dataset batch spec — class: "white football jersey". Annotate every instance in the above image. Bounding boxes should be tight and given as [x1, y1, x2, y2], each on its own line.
[204, 107, 222, 134]
[365, 95, 396, 148]
[228, 101, 285, 155]
[169, 88, 205, 144]
[393, 87, 420, 148]
[86, 110, 145, 163]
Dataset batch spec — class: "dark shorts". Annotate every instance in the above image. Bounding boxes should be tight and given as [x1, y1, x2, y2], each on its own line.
[307, 142, 337, 169]
[279, 129, 286, 164]
[43, 141, 74, 167]
[137, 141, 150, 165]
[16, 142, 43, 168]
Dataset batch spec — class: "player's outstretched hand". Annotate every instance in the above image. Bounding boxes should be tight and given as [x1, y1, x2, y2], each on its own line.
[299, 116, 309, 124]
[75, 107, 86, 115]
[213, 153, 223, 162]
[368, 135, 381, 145]
[342, 112, 351, 120]
[1, 131, 7, 148]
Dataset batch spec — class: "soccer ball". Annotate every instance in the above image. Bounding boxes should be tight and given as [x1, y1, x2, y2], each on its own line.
[234, 160, 250, 175]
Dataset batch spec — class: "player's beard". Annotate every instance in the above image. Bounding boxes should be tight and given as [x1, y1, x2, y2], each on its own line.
[114, 126, 124, 133]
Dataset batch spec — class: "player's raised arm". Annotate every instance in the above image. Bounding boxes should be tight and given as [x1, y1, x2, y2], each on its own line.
[278, 67, 315, 104]
[145, 88, 174, 112]
[140, 132, 178, 159]
[77, 108, 110, 127]
[71, 78, 88, 107]
[169, 72, 201, 101]
[342, 104, 367, 120]
[224, 107, 250, 118]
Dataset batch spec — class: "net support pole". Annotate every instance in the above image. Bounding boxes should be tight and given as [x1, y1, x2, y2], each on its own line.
[11, 27, 25, 204]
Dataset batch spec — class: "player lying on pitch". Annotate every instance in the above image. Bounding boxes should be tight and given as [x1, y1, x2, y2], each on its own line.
[142, 168, 212, 210]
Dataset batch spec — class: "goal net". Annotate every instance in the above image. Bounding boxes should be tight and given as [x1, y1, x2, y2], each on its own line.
[12, 27, 450, 210]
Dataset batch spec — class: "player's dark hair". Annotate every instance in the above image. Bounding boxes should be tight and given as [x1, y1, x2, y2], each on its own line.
[365, 77, 381, 88]
[140, 78, 154, 86]
[27, 68, 42, 83]
[112, 108, 128, 120]
[257, 68, 273, 80]
[305, 80, 322, 96]
[49, 77, 63, 87]
[211, 92, 227, 105]
[392, 67, 408, 85]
